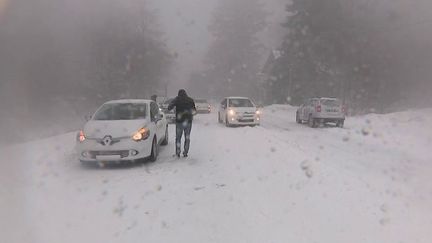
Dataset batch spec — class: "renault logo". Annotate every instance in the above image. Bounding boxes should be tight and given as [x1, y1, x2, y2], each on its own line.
[102, 135, 113, 146]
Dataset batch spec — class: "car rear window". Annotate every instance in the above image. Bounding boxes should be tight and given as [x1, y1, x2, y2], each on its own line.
[321, 99, 341, 107]
[229, 99, 254, 107]
[195, 99, 208, 103]
[93, 103, 147, 120]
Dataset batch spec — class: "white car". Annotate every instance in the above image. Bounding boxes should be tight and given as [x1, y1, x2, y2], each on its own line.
[296, 97, 346, 128]
[76, 99, 168, 165]
[218, 97, 261, 126]
[195, 99, 211, 113]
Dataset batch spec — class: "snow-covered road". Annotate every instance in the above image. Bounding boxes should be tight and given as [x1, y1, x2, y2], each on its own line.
[1, 105, 432, 243]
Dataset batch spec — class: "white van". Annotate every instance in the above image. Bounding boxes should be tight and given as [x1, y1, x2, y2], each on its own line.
[296, 97, 346, 128]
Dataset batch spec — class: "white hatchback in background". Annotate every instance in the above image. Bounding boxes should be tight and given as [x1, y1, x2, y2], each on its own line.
[76, 99, 168, 165]
[195, 99, 211, 113]
[296, 97, 346, 128]
[218, 97, 261, 126]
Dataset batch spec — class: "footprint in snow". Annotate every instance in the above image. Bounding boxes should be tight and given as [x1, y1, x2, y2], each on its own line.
[300, 161, 313, 178]
[379, 217, 390, 226]
[156, 185, 162, 191]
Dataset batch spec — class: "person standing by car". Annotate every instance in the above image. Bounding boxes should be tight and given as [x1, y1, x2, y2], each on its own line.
[168, 89, 196, 157]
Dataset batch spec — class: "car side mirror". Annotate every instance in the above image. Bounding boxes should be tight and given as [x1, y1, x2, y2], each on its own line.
[84, 115, 92, 121]
[221, 105, 226, 109]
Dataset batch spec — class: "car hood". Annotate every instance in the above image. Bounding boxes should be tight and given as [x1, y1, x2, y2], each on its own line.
[229, 107, 257, 113]
[84, 119, 149, 139]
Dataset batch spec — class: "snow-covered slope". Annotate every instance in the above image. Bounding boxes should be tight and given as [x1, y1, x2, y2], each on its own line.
[1, 106, 431, 243]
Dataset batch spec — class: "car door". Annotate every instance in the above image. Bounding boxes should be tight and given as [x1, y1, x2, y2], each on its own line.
[220, 98, 227, 121]
[308, 99, 316, 117]
[155, 103, 167, 142]
[150, 102, 163, 142]
[298, 104, 305, 120]
[156, 103, 166, 142]
[302, 99, 310, 119]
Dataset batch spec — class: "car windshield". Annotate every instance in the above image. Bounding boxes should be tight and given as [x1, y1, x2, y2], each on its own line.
[195, 99, 208, 103]
[93, 103, 147, 120]
[229, 99, 254, 107]
[321, 99, 341, 107]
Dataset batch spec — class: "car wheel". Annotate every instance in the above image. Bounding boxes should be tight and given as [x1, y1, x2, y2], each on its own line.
[161, 126, 168, 145]
[308, 115, 316, 128]
[218, 112, 221, 123]
[296, 112, 301, 124]
[337, 120, 344, 128]
[149, 137, 158, 162]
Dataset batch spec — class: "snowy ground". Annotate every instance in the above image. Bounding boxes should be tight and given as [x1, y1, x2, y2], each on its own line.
[1, 105, 432, 243]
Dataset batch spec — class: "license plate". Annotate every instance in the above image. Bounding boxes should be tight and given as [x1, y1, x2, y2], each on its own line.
[326, 109, 338, 112]
[96, 155, 121, 161]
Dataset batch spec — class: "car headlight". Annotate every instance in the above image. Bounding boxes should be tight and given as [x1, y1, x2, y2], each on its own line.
[77, 130, 86, 143]
[228, 109, 235, 116]
[256, 110, 261, 115]
[132, 127, 150, 141]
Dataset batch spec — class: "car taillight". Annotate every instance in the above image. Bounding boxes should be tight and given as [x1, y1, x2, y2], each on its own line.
[342, 105, 347, 114]
[316, 105, 321, 112]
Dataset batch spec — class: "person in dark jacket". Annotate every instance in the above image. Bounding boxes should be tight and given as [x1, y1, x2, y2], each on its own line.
[168, 89, 196, 157]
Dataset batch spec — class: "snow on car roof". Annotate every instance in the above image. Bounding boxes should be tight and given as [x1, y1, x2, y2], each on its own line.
[104, 99, 151, 104]
[225, 96, 251, 99]
[309, 97, 340, 100]
[319, 97, 341, 100]
[320, 97, 338, 100]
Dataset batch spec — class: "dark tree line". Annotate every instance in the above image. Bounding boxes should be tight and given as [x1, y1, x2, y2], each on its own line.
[263, 0, 432, 113]
[0, 0, 172, 111]
[0, 0, 173, 143]
[188, 0, 267, 100]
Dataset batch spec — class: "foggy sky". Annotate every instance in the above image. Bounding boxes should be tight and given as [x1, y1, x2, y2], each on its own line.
[0, 0, 431, 97]
[148, 0, 288, 96]
[148, 0, 217, 95]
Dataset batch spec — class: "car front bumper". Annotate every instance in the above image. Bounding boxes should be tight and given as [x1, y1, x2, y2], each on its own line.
[227, 115, 261, 125]
[76, 137, 152, 163]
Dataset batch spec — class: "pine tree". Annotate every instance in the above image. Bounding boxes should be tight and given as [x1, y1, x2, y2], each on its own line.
[203, 0, 267, 99]
[268, 0, 403, 112]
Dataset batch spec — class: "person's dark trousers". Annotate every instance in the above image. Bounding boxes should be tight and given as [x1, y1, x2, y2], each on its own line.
[175, 121, 192, 156]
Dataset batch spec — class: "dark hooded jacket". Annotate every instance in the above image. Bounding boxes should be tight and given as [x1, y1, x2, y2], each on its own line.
[168, 89, 196, 123]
